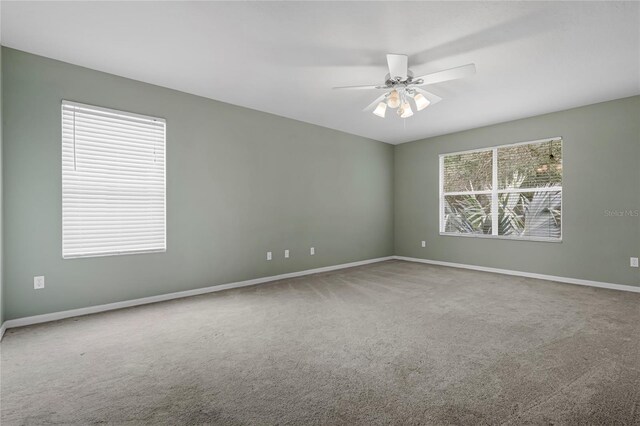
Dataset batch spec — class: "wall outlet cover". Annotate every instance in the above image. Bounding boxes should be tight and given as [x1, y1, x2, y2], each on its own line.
[34, 276, 45, 289]
[631, 257, 639, 268]
[421, 241, 426, 248]
[310, 247, 315, 255]
[266, 251, 272, 261]
[284, 249, 290, 258]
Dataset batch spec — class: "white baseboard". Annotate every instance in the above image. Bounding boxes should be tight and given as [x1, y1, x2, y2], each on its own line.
[394, 256, 640, 293]
[0, 256, 394, 335]
[3, 254, 636, 341]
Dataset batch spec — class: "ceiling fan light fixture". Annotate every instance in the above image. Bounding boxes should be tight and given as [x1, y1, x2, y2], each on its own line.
[399, 102, 413, 118]
[413, 93, 431, 111]
[373, 102, 387, 118]
[387, 90, 400, 109]
[336, 52, 475, 120]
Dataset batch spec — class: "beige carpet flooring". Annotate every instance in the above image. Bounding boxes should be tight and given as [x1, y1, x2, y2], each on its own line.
[1, 260, 639, 425]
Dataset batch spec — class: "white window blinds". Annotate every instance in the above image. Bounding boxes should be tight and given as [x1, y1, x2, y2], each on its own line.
[62, 101, 166, 258]
[440, 138, 562, 241]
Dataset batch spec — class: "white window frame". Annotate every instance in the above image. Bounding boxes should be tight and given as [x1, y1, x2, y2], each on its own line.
[61, 100, 167, 259]
[439, 137, 563, 243]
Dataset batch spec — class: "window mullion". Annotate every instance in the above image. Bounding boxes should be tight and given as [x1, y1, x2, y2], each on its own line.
[491, 148, 498, 236]
[439, 155, 444, 233]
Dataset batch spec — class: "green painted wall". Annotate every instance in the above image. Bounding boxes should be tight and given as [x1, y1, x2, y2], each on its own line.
[2, 48, 394, 320]
[395, 96, 640, 286]
[1, 45, 4, 325]
[3, 46, 638, 322]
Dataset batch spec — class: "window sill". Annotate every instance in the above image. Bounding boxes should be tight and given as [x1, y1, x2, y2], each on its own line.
[439, 232, 562, 243]
[63, 248, 167, 260]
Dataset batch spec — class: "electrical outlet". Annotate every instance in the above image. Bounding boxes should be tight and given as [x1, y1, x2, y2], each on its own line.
[284, 249, 290, 259]
[631, 257, 639, 268]
[266, 251, 272, 261]
[34, 276, 45, 289]
[421, 241, 426, 248]
[310, 247, 315, 255]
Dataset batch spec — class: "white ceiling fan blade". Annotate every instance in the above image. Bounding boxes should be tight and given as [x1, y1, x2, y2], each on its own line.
[414, 63, 476, 86]
[333, 84, 384, 90]
[386, 54, 408, 80]
[414, 88, 443, 106]
[363, 93, 387, 112]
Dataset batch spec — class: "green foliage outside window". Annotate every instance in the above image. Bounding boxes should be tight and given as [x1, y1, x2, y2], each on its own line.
[442, 139, 562, 239]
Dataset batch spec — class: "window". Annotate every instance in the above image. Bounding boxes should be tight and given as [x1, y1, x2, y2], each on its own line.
[440, 138, 562, 241]
[62, 101, 166, 258]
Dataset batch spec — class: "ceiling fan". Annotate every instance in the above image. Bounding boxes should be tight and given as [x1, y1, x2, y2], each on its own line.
[333, 54, 476, 119]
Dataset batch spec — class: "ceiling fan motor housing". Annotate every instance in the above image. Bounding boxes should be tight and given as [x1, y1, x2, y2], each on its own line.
[384, 70, 422, 87]
[333, 54, 475, 118]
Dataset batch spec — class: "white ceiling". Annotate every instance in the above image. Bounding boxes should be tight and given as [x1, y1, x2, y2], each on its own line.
[2, 1, 639, 144]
